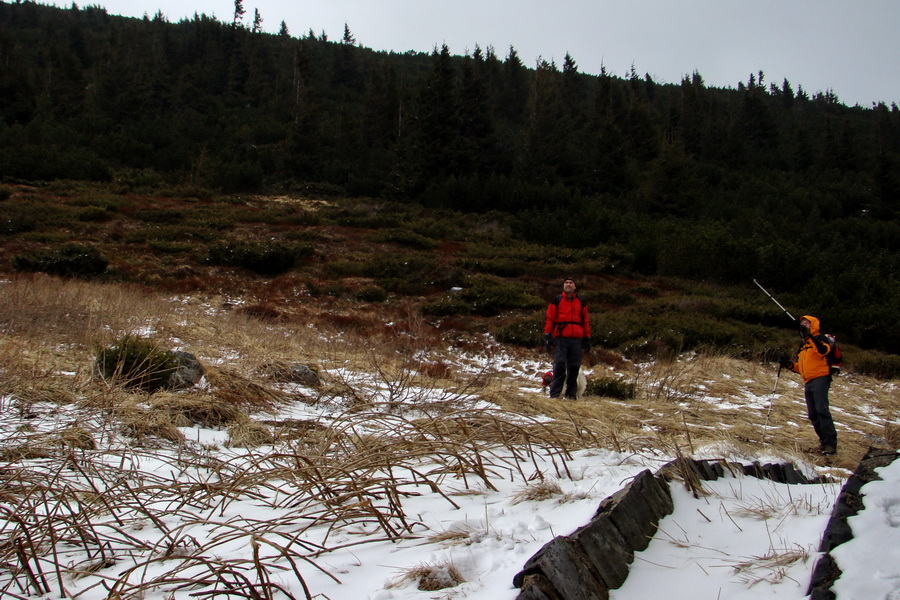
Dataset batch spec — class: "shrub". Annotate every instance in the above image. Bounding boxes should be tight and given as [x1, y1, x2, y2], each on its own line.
[585, 377, 636, 400]
[355, 285, 389, 303]
[320, 282, 347, 298]
[633, 285, 660, 297]
[423, 276, 543, 318]
[0, 186, 12, 201]
[421, 297, 472, 317]
[94, 335, 180, 392]
[1, 208, 36, 235]
[457, 257, 530, 277]
[12, 244, 108, 278]
[72, 194, 129, 211]
[456, 275, 543, 316]
[206, 240, 312, 276]
[593, 299, 772, 357]
[76, 206, 113, 222]
[141, 224, 219, 244]
[377, 278, 429, 296]
[363, 253, 436, 280]
[0, 201, 71, 235]
[133, 208, 184, 224]
[589, 289, 637, 307]
[326, 208, 400, 229]
[327, 260, 368, 278]
[494, 316, 543, 347]
[147, 239, 194, 254]
[367, 229, 438, 249]
[849, 350, 900, 379]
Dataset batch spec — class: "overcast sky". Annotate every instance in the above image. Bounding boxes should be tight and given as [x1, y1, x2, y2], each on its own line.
[43, 0, 899, 107]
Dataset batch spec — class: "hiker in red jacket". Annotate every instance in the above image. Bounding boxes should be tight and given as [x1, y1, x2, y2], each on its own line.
[543, 277, 591, 399]
[779, 315, 837, 455]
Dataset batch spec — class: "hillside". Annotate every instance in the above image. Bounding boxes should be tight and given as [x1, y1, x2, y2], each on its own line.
[2, 1, 900, 356]
[0, 268, 897, 598]
[2, 181, 900, 378]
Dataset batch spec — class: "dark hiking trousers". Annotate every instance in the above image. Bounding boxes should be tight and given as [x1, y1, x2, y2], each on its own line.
[549, 337, 583, 399]
[805, 375, 836, 448]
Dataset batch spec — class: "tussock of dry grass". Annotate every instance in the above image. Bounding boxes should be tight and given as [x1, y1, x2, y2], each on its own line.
[730, 546, 811, 586]
[227, 418, 275, 447]
[203, 367, 294, 412]
[389, 561, 465, 591]
[117, 399, 186, 443]
[510, 478, 564, 504]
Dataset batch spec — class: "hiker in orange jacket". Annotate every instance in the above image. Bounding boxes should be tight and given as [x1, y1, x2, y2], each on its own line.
[543, 277, 591, 399]
[779, 315, 837, 455]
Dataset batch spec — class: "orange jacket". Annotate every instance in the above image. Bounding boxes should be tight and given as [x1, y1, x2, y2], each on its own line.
[789, 315, 832, 383]
[544, 294, 590, 339]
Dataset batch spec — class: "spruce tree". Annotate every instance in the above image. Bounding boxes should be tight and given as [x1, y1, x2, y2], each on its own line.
[232, 0, 245, 27]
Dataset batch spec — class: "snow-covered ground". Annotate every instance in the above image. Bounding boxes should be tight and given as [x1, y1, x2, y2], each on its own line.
[0, 359, 897, 600]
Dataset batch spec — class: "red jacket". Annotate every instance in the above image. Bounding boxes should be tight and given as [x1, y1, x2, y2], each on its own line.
[544, 294, 590, 339]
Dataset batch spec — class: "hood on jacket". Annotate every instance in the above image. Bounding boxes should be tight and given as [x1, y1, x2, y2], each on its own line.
[801, 315, 821, 336]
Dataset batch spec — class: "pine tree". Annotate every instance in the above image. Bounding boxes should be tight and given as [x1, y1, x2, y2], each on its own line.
[780, 78, 795, 110]
[251, 8, 262, 34]
[499, 46, 527, 123]
[458, 54, 497, 178]
[677, 71, 708, 157]
[522, 58, 568, 183]
[232, 0, 245, 27]
[412, 44, 461, 190]
[342, 23, 356, 45]
[586, 68, 629, 193]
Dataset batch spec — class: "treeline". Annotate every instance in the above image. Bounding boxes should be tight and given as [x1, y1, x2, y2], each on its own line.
[1, 1, 899, 352]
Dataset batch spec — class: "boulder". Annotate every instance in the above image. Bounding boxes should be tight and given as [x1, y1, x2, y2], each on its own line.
[167, 351, 205, 390]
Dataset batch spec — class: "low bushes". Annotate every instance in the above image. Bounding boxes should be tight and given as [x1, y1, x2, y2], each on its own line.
[592, 298, 782, 359]
[846, 348, 900, 379]
[367, 229, 439, 250]
[493, 316, 543, 347]
[424, 275, 543, 317]
[205, 240, 313, 276]
[94, 335, 179, 393]
[12, 244, 108, 278]
[355, 285, 389, 303]
[585, 377, 636, 400]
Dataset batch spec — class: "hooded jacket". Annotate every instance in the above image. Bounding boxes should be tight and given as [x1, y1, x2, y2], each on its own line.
[789, 315, 832, 383]
[544, 293, 590, 339]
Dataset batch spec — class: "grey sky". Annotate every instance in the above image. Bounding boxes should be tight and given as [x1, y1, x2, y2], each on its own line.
[45, 0, 899, 107]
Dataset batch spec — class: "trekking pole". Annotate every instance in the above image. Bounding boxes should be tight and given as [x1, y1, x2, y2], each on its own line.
[763, 364, 782, 442]
[753, 279, 796, 322]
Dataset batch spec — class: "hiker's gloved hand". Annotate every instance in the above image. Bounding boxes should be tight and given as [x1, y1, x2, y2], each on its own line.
[581, 338, 592, 352]
[778, 355, 792, 369]
[544, 334, 552, 353]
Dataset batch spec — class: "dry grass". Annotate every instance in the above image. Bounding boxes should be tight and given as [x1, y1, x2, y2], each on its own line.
[510, 478, 564, 504]
[730, 545, 811, 586]
[389, 560, 466, 591]
[0, 276, 897, 598]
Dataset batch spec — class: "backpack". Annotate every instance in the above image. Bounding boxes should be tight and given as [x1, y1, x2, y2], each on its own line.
[824, 334, 843, 374]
